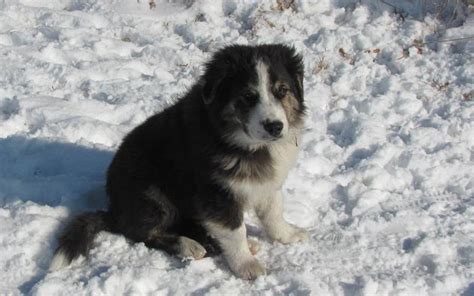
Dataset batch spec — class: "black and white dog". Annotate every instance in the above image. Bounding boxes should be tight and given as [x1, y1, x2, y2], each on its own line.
[51, 44, 308, 280]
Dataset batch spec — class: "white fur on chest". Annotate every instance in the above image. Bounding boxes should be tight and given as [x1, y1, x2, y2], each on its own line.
[224, 137, 300, 210]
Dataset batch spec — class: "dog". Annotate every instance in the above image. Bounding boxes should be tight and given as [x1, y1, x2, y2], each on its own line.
[50, 44, 309, 280]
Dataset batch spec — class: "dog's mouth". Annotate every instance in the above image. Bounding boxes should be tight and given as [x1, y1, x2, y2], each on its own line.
[265, 134, 283, 141]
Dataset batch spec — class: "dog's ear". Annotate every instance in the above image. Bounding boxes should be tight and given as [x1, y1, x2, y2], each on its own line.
[201, 59, 230, 105]
[201, 46, 240, 105]
[201, 76, 223, 105]
[269, 44, 304, 100]
[295, 71, 304, 100]
[284, 47, 304, 100]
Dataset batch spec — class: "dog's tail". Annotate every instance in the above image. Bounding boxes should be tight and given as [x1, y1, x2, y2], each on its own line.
[49, 211, 112, 271]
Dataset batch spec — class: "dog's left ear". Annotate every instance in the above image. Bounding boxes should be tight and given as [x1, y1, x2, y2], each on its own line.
[289, 58, 304, 101]
[280, 46, 304, 100]
[294, 71, 304, 100]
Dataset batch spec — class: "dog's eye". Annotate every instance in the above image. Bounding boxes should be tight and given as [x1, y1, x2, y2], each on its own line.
[242, 92, 258, 105]
[276, 85, 289, 98]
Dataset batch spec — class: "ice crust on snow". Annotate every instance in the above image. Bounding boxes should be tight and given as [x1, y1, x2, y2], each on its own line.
[0, 0, 473, 295]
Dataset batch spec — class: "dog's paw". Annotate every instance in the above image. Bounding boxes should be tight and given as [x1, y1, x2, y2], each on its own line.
[178, 237, 207, 260]
[231, 258, 266, 280]
[273, 225, 309, 244]
[247, 238, 260, 255]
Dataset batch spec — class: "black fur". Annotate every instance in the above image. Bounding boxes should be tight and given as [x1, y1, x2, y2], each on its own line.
[52, 44, 304, 266]
[55, 211, 111, 262]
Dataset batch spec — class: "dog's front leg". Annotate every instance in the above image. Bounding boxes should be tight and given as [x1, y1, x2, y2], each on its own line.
[205, 222, 265, 280]
[257, 190, 309, 244]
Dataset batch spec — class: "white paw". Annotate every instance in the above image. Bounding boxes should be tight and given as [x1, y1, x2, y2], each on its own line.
[230, 258, 266, 280]
[178, 237, 206, 260]
[247, 238, 260, 255]
[272, 225, 309, 244]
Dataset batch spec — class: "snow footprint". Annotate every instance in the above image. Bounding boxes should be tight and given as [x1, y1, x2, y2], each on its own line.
[0, 97, 20, 120]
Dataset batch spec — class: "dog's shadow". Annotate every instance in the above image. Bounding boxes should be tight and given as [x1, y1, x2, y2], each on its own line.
[0, 136, 114, 293]
[0, 136, 113, 209]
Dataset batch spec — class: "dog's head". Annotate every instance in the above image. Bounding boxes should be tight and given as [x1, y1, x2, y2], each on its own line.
[201, 44, 305, 150]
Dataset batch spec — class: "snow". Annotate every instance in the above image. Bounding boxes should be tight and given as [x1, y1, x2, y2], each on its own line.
[0, 0, 473, 295]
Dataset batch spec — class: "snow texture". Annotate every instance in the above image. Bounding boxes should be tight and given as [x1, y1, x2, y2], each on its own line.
[0, 0, 473, 295]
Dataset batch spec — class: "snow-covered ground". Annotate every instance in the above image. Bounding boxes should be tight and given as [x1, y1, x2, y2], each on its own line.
[0, 0, 473, 295]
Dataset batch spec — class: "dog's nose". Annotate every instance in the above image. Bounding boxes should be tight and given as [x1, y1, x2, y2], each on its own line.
[263, 120, 283, 137]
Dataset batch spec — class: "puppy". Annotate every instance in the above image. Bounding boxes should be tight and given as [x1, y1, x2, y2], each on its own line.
[51, 44, 308, 280]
